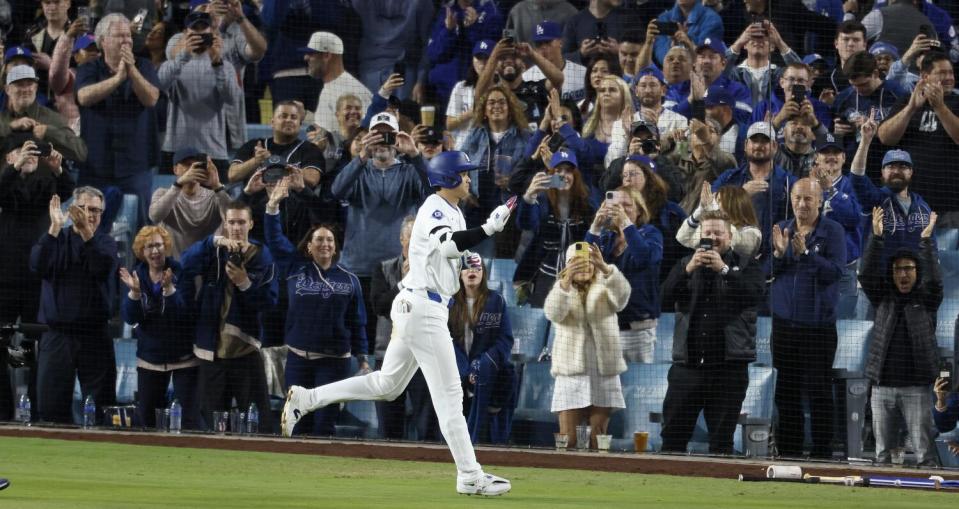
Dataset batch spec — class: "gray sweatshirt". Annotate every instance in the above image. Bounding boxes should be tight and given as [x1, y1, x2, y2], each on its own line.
[157, 50, 241, 160]
[331, 155, 431, 277]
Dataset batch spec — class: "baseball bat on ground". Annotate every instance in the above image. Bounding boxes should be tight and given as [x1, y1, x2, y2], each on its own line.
[802, 474, 862, 486]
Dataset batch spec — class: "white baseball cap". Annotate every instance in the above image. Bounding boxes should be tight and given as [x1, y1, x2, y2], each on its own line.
[746, 121, 775, 140]
[370, 111, 399, 131]
[5, 65, 38, 86]
[298, 32, 344, 55]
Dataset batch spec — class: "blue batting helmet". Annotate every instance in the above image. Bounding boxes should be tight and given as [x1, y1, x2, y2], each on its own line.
[427, 151, 478, 188]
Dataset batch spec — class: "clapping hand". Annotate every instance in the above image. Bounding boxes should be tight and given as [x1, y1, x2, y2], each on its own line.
[119, 267, 142, 298]
[871, 206, 884, 237]
[48, 195, 65, 236]
[791, 229, 807, 255]
[68, 203, 96, 241]
[772, 224, 788, 258]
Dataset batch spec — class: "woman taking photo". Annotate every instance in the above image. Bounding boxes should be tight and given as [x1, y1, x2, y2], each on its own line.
[120, 226, 199, 429]
[515, 150, 596, 308]
[449, 253, 516, 444]
[585, 188, 664, 363]
[265, 181, 368, 436]
[545, 243, 630, 449]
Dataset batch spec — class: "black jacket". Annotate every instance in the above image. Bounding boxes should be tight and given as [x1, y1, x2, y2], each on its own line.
[860, 236, 942, 384]
[661, 247, 765, 365]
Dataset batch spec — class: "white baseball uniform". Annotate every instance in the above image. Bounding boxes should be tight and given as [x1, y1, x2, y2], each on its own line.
[298, 193, 482, 478]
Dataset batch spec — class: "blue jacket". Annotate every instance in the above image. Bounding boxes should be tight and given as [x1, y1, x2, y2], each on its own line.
[453, 291, 515, 388]
[770, 216, 847, 326]
[264, 212, 368, 356]
[180, 236, 278, 360]
[713, 165, 797, 264]
[833, 80, 906, 129]
[934, 392, 959, 433]
[823, 175, 864, 263]
[331, 155, 431, 276]
[30, 228, 118, 329]
[669, 75, 753, 127]
[585, 224, 664, 325]
[849, 174, 934, 267]
[120, 259, 196, 365]
[653, 2, 723, 66]
[458, 124, 530, 218]
[426, 0, 503, 103]
[751, 92, 834, 131]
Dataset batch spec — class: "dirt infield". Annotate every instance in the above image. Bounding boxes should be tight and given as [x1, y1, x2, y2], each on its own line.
[1, 424, 954, 482]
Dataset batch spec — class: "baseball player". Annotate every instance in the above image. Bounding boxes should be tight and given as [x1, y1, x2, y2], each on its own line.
[281, 151, 516, 496]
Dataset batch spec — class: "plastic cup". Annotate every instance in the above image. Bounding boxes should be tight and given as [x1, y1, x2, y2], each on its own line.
[576, 425, 591, 450]
[596, 434, 612, 453]
[155, 408, 169, 432]
[634, 431, 649, 453]
[554, 433, 569, 451]
[213, 411, 229, 434]
[420, 106, 436, 126]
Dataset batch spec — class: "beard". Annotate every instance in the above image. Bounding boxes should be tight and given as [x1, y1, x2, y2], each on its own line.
[746, 153, 771, 164]
[883, 175, 910, 193]
[499, 66, 519, 83]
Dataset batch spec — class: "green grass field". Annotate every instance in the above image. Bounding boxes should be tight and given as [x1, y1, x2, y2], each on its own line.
[0, 436, 955, 508]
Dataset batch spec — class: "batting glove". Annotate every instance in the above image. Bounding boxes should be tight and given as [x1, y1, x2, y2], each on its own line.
[481, 196, 517, 236]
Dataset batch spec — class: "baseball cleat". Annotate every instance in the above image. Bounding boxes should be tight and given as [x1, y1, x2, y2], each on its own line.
[0, 478, 9, 491]
[456, 473, 511, 496]
[280, 385, 308, 437]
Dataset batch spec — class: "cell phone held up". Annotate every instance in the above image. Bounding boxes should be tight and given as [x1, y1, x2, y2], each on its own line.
[594, 21, 607, 41]
[791, 84, 806, 105]
[227, 250, 245, 268]
[698, 237, 713, 252]
[547, 173, 565, 189]
[941, 358, 953, 388]
[194, 33, 214, 53]
[501, 28, 516, 45]
[572, 241, 590, 261]
[656, 21, 679, 37]
[392, 61, 406, 80]
[381, 131, 397, 146]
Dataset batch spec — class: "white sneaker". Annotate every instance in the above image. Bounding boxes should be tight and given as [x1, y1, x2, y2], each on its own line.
[280, 385, 309, 437]
[456, 473, 511, 496]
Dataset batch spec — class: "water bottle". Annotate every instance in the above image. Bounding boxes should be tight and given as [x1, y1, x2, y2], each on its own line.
[169, 399, 182, 434]
[246, 402, 258, 434]
[17, 394, 30, 426]
[82, 395, 96, 429]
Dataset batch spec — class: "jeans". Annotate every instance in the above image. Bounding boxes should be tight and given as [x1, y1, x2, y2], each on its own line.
[871, 385, 939, 465]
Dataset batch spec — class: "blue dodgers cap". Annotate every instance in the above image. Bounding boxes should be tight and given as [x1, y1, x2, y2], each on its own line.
[4, 46, 33, 63]
[184, 10, 212, 28]
[625, 154, 656, 171]
[473, 39, 494, 57]
[173, 146, 205, 165]
[634, 65, 666, 85]
[73, 34, 97, 54]
[802, 53, 824, 66]
[869, 41, 900, 60]
[882, 149, 913, 167]
[550, 149, 578, 168]
[532, 20, 562, 43]
[703, 86, 734, 108]
[818, 133, 843, 152]
[695, 37, 727, 56]
[189, 0, 209, 9]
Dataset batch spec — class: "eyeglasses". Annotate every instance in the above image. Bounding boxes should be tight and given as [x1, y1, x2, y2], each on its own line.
[893, 265, 917, 273]
[75, 205, 104, 216]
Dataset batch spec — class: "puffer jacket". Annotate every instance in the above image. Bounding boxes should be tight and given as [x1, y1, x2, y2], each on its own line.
[544, 266, 631, 377]
[860, 236, 941, 384]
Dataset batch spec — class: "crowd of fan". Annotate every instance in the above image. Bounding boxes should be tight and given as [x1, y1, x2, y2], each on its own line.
[3, 0, 959, 463]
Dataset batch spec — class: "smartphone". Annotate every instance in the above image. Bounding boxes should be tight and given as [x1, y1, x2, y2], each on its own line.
[605, 190, 623, 204]
[77, 6, 91, 24]
[381, 131, 397, 146]
[920, 24, 941, 46]
[791, 84, 806, 105]
[699, 237, 713, 251]
[657, 21, 679, 37]
[306, 125, 317, 134]
[228, 250, 245, 267]
[941, 358, 953, 386]
[196, 33, 213, 52]
[35, 142, 52, 157]
[392, 61, 406, 79]
[547, 173, 564, 189]
[572, 241, 590, 261]
[595, 21, 607, 41]
[132, 8, 148, 33]
[502, 28, 516, 45]
[547, 134, 565, 153]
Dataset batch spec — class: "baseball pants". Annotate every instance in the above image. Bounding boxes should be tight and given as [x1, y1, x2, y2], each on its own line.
[302, 291, 482, 477]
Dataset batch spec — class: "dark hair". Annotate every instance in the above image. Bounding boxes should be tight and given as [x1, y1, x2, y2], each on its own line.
[783, 62, 812, 78]
[620, 30, 645, 45]
[920, 49, 951, 74]
[843, 51, 877, 80]
[225, 200, 253, 217]
[296, 223, 340, 261]
[716, 185, 759, 228]
[580, 54, 622, 117]
[464, 57, 481, 87]
[559, 99, 584, 132]
[546, 164, 592, 221]
[449, 265, 490, 348]
[836, 20, 866, 39]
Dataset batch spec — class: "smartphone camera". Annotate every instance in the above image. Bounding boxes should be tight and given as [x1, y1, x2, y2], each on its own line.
[35, 142, 52, 158]
[228, 251, 245, 267]
[699, 238, 713, 251]
[392, 61, 406, 79]
[595, 21, 607, 41]
[547, 173, 565, 189]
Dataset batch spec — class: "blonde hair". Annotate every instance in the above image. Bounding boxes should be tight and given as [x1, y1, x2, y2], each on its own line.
[583, 75, 634, 139]
[132, 226, 174, 262]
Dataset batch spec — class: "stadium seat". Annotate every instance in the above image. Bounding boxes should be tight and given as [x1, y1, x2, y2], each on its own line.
[511, 361, 557, 446]
[111, 194, 139, 270]
[245, 124, 274, 142]
[733, 364, 777, 455]
[832, 319, 873, 375]
[832, 319, 873, 459]
[488, 258, 517, 284]
[617, 362, 671, 452]
[508, 306, 549, 363]
[937, 299, 959, 354]
[936, 228, 959, 251]
[151, 173, 176, 195]
[653, 313, 675, 363]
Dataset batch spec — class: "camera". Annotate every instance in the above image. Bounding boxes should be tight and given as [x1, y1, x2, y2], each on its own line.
[35, 141, 52, 157]
[381, 131, 397, 146]
[261, 155, 289, 184]
[228, 250, 245, 267]
[640, 138, 658, 155]
[699, 238, 713, 251]
[0, 323, 47, 368]
[941, 358, 953, 387]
